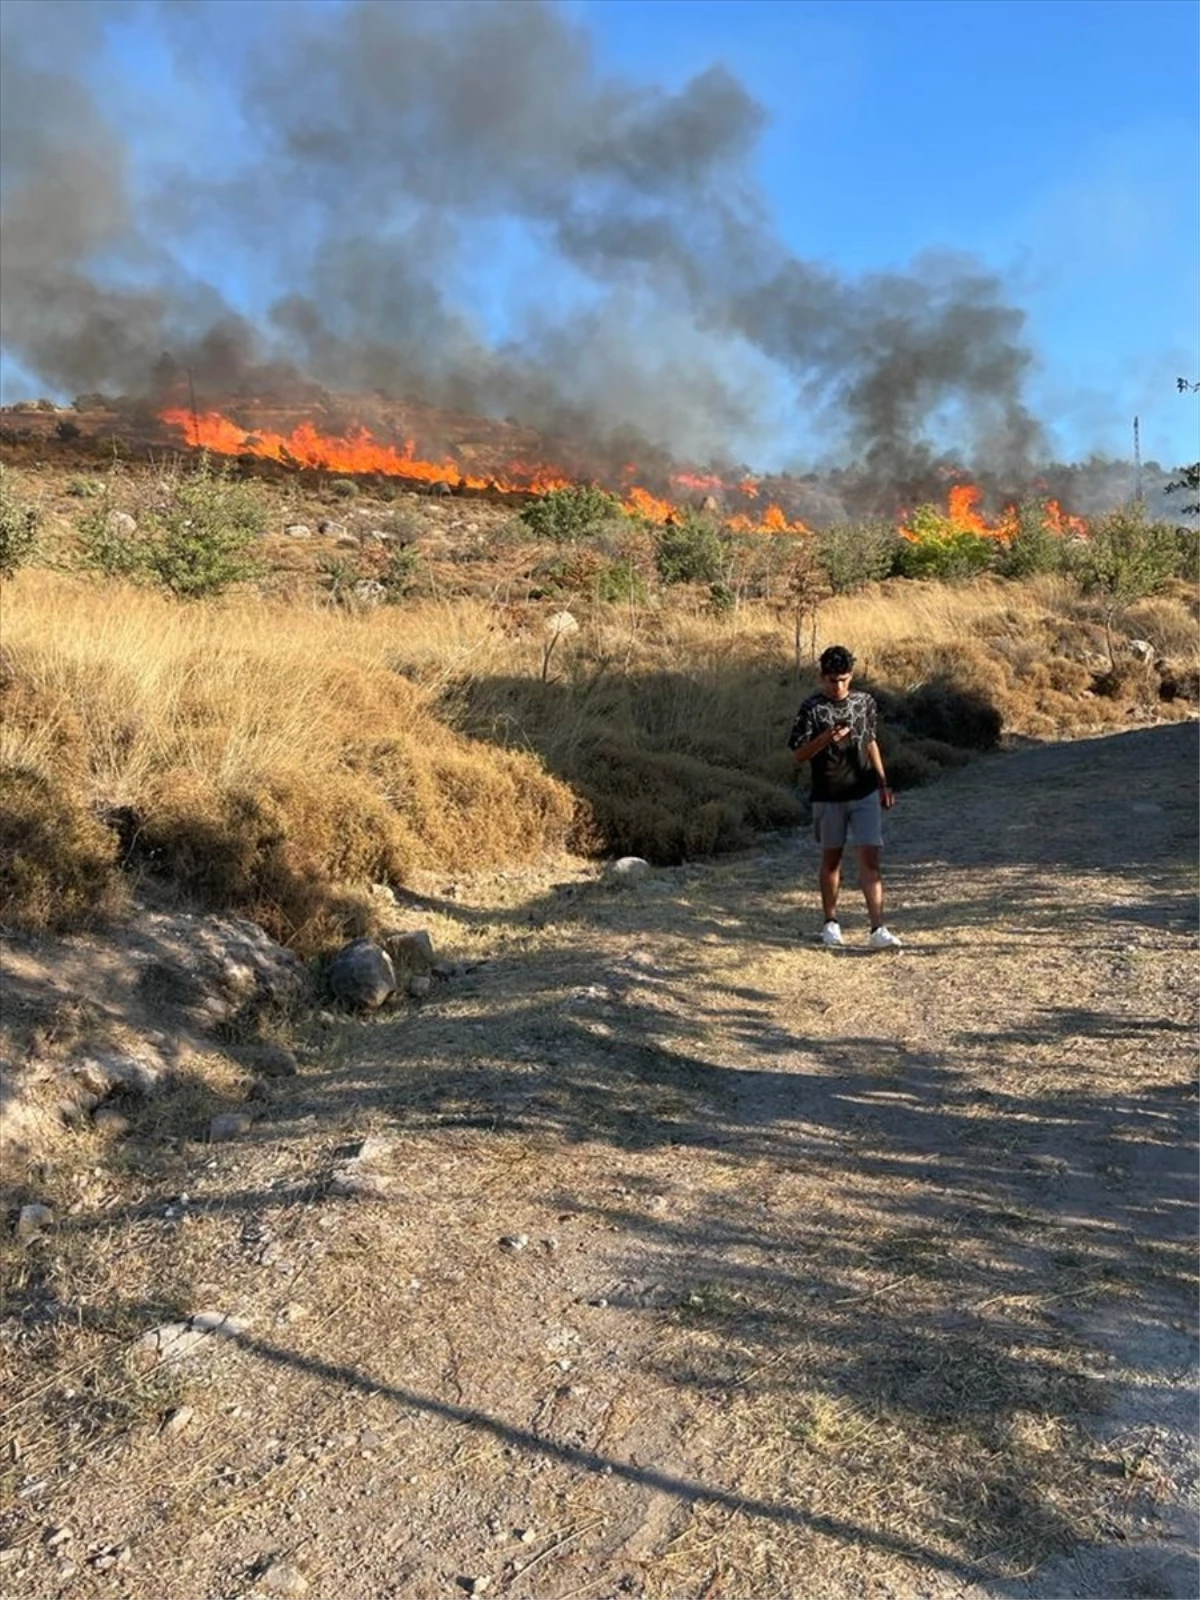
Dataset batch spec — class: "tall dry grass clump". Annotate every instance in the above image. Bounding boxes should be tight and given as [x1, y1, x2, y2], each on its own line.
[1, 572, 577, 952]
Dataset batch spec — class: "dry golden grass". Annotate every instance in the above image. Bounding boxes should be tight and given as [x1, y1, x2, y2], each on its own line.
[1, 573, 577, 951]
[2, 561, 1195, 948]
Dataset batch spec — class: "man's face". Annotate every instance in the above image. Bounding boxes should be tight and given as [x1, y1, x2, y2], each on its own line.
[821, 670, 853, 702]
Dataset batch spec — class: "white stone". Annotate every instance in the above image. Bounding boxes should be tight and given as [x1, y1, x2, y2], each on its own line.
[609, 856, 651, 880]
[209, 1112, 253, 1141]
[16, 1203, 53, 1241]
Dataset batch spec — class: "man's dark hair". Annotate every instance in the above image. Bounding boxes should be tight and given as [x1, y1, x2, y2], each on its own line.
[819, 645, 855, 675]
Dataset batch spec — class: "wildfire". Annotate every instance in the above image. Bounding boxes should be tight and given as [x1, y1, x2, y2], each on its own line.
[159, 405, 811, 532]
[727, 503, 811, 534]
[901, 483, 1089, 543]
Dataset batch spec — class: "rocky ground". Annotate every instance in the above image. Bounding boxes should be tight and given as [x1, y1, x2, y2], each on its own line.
[2, 721, 1197, 1600]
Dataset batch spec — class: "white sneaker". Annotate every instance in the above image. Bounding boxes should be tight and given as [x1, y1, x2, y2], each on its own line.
[868, 925, 902, 950]
[821, 920, 844, 947]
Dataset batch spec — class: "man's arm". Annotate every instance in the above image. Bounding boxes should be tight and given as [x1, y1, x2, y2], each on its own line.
[792, 724, 849, 766]
[865, 738, 895, 808]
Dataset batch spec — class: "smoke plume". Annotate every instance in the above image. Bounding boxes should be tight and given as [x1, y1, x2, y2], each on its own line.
[0, 0, 1049, 492]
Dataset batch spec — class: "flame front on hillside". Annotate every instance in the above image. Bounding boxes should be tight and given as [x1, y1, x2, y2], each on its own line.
[159, 406, 811, 532]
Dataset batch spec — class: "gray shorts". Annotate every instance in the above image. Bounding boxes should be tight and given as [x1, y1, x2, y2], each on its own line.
[812, 791, 884, 850]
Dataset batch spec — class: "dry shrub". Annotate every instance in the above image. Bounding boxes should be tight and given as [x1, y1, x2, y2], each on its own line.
[0, 765, 126, 931]
[1122, 593, 1200, 658]
[884, 736, 972, 789]
[0, 573, 577, 954]
[1089, 659, 1161, 704]
[572, 738, 802, 863]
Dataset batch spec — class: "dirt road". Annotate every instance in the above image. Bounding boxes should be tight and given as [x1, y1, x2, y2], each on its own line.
[3, 722, 1197, 1600]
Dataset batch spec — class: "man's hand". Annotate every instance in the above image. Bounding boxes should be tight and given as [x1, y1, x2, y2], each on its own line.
[879, 784, 896, 810]
[828, 724, 850, 745]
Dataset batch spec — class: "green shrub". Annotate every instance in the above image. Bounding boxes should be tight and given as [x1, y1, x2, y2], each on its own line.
[141, 458, 265, 599]
[816, 520, 900, 593]
[76, 497, 147, 581]
[894, 508, 994, 581]
[655, 512, 729, 585]
[77, 456, 265, 598]
[595, 558, 647, 605]
[1172, 526, 1199, 581]
[519, 484, 624, 544]
[993, 501, 1068, 579]
[1072, 504, 1183, 605]
[381, 543, 424, 601]
[329, 478, 359, 499]
[66, 476, 105, 498]
[0, 468, 40, 578]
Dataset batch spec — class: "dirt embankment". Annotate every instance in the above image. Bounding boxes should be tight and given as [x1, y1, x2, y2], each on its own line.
[2, 721, 1197, 1600]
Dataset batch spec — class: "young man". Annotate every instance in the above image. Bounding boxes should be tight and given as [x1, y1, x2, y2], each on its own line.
[787, 644, 901, 949]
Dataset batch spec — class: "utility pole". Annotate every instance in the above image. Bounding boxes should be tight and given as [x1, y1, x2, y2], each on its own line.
[187, 367, 199, 448]
[1133, 415, 1143, 505]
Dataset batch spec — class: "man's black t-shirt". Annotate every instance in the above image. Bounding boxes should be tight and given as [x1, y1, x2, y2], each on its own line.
[788, 689, 879, 802]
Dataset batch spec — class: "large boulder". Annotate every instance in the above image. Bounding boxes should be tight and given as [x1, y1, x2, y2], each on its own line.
[132, 912, 312, 1031]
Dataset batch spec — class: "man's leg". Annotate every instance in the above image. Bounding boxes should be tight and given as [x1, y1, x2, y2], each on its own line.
[857, 845, 884, 928]
[820, 848, 844, 922]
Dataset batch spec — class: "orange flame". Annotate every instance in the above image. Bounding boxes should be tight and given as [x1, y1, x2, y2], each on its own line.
[160, 407, 560, 490]
[947, 484, 989, 533]
[623, 485, 676, 524]
[902, 484, 1090, 544]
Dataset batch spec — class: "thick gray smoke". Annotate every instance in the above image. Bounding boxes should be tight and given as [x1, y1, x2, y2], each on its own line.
[0, 0, 1047, 488]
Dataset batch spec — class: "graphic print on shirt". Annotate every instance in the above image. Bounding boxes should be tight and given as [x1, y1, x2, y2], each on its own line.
[788, 690, 879, 802]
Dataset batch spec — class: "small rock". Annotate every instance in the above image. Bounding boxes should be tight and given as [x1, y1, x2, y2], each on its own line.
[240, 1044, 300, 1078]
[608, 856, 651, 881]
[209, 1112, 253, 1142]
[407, 974, 432, 999]
[130, 1323, 203, 1372]
[283, 523, 312, 539]
[15, 1204, 53, 1242]
[518, 1528, 536, 1545]
[1129, 638, 1154, 659]
[329, 1169, 394, 1200]
[91, 1107, 130, 1135]
[44, 1527, 73, 1548]
[316, 519, 346, 537]
[188, 1312, 249, 1337]
[382, 928, 436, 972]
[326, 939, 396, 1010]
[260, 1560, 310, 1596]
[469, 1579, 491, 1597]
[544, 610, 578, 637]
[499, 1234, 529, 1252]
[161, 1405, 195, 1436]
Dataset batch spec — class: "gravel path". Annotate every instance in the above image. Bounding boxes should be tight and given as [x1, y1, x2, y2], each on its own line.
[3, 721, 1196, 1600]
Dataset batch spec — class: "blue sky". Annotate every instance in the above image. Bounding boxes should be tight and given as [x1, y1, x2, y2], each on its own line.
[571, 0, 1199, 466]
[2, 0, 1197, 472]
